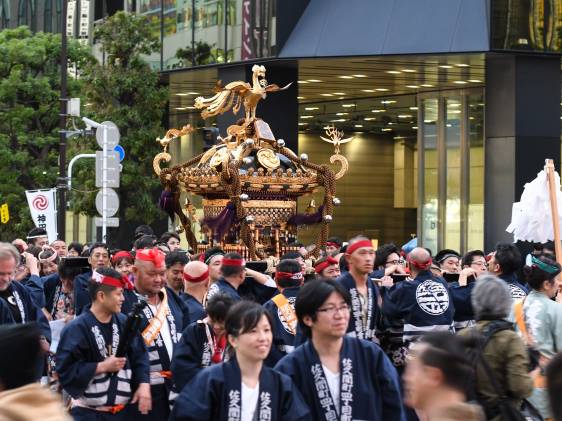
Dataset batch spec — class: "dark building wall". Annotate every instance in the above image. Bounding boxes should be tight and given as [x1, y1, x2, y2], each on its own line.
[216, 61, 298, 151]
[485, 53, 561, 251]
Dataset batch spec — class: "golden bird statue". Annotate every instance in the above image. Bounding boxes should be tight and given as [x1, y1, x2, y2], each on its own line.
[194, 64, 292, 124]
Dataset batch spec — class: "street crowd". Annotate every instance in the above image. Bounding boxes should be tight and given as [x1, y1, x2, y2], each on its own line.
[0, 225, 562, 421]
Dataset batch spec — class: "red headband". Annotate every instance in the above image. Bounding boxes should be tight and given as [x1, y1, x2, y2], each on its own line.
[408, 256, 433, 270]
[346, 240, 373, 255]
[326, 242, 340, 248]
[136, 247, 165, 268]
[275, 271, 304, 282]
[112, 250, 133, 265]
[92, 271, 133, 290]
[183, 268, 210, 283]
[315, 256, 339, 274]
[222, 258, 245, 267]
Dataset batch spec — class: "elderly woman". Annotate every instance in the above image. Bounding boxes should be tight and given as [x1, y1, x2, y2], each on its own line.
[460, 275, 533, 421]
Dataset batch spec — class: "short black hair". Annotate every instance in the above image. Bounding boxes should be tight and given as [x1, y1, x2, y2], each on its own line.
[134, 235, 157, 250]
[523, 255, 562, 290]
[89, 242, 109, 257]
[295, 279, 351, 338]
[374, 243, 400, 268]
[280, 251, 303, 261]
[68, 242, 83, 255]
[326, 237, 342, 247]
[0, 322, 42, 389]
[165, 251, 189, 268]
[461, 250, 486, 267]
[206, 293, 235, 322]
[88, 267, 123, 301]
[221, 252, 245, 278]
[494, 242, 522, 274]
[58, 259, 83, 281]
[204, 246, 225, 264]
[134, 224, 154, 240]
[543, 241, 556, 256]
[434, 249, 461, 264]
[418, 332, 473, 394]
[160, 232, 180, 244]
[275, 259, 303, 288]
[225, 300, 272, 339]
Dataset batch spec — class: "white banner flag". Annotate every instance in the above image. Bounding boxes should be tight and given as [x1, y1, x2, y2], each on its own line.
[25, 189, 58, 242]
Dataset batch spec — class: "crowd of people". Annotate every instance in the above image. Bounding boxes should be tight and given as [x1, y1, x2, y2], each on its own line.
[1, 225, 562, 421]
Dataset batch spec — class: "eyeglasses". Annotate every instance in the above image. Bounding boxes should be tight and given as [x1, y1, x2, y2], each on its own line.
[317, 304, 350, 316]
[471, 261, 488, 268]
[385, 259, 405, 266]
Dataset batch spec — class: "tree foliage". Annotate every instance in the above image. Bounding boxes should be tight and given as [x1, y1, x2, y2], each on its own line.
[0, 26, 90, 240]
[72, 12, 169, 227]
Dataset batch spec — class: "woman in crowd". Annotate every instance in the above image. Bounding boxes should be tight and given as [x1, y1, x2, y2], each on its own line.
[38, 247, 59, 277]
[67, 242, 83, 257]
[171, 301, 309, 420]
[514, 255, 562, 420]
[111, 250, 134, 280]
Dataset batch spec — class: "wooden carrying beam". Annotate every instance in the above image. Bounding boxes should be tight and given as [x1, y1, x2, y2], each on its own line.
[545, 159, 562, 266]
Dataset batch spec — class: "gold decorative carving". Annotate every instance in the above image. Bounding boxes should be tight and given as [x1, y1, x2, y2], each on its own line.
[194, 64, 292, 125]
[256, 148, 280, 170]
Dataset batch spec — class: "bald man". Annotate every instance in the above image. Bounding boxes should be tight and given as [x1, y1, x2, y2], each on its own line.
[127, 248, 190, 420]
[381, 247, 454, 346]
[181, 261, 209, 324]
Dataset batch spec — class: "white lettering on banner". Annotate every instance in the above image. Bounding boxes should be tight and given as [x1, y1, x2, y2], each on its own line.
[25, 189, 58, 242]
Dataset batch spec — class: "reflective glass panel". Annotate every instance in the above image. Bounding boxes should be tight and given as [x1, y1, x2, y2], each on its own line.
[421, 98, 438, 254]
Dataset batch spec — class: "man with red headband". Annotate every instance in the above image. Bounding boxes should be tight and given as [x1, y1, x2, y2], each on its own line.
[325, 236, 343, 256]
[381, 247, 454, 346]
[206, 252, 246, 302]
[181, 260, 209, 324]
[126, 247, 190, 420]
[263, 259, 305, 365]
[314, 255, 341, 280]
[336, 236, 380, 343]
[56, 267, 151, 419]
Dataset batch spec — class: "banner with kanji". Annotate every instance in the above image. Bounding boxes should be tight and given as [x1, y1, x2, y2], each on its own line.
[25, 189, 58, 242]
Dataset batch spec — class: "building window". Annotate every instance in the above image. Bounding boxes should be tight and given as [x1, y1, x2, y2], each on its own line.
[17, 0, 35, 31]
[418, 89, 484, 254]
[0, 0, 10, 29]
[44, 0, 53, 32]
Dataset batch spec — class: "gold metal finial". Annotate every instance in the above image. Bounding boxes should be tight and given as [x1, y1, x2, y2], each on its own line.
[194, 64, 292, 125]
[320, 126, 354, 155]
[154, 125, 194, 176]
[319, 126, 354, 180]
[156, 124, 194, 153]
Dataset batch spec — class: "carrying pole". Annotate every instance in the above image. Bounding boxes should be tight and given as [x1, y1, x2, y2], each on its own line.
[545, 159, 562, 266]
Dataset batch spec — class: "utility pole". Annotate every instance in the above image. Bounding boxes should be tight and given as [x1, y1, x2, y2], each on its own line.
[160, 0, 164, 71]
[58, 0, 68, 241]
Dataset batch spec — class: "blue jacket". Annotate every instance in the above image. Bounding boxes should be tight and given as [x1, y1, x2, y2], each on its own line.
[382, 270, 454, 342]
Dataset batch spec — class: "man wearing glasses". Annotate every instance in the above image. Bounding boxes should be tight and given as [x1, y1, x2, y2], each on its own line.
[448, 250, 488, 331]
[275, 279, 406, 421]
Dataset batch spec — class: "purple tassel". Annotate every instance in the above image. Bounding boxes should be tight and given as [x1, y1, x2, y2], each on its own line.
[203, 202, 237, 240]
[287, 205, 324, 226]
[159, 189, 176, 221]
